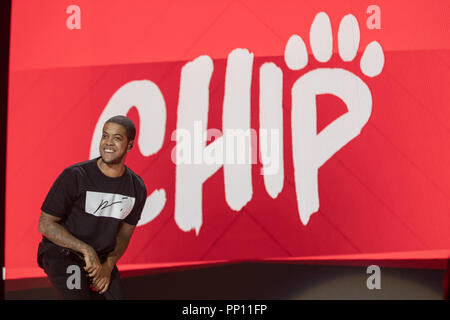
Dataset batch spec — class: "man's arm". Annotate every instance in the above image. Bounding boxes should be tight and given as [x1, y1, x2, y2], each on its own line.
[104, 221, 136, 270]
[92, 221, 136, 293]
[38, 210, 102, 277]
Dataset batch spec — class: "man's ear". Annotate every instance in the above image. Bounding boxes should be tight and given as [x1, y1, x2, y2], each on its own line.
[128, 140, 134, 150]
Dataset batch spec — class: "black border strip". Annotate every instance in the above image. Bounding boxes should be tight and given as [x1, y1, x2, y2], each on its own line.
[0, 0, 12, 301]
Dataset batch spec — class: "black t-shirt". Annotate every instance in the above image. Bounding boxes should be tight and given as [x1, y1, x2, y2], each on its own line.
[37, 157, 147, 266]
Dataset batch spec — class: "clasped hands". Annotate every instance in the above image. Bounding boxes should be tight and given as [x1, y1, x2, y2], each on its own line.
[82, 247, 113, 294]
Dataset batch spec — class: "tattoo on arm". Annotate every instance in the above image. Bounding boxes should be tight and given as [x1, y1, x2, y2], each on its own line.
[38, 211, 90, 255]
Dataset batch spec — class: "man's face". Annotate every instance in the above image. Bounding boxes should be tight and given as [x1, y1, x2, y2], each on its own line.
[99, 122, 132, 165]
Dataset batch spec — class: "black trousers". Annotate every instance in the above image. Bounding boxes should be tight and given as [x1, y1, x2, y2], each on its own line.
[40, 245, 124, 300]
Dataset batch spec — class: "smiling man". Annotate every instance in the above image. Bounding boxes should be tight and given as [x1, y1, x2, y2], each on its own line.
[37, 115, 147, 300]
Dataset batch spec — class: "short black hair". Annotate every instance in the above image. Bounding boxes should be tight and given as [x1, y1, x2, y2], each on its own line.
[104, 115, 136, 142]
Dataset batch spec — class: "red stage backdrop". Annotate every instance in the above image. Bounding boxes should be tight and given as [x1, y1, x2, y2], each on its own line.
[6, 0, 450, 279]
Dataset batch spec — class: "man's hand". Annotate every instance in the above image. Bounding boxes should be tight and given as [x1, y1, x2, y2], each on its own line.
[92, 262, 113, 294]
[89, 221, 136, 295]
[82, 246, 102, 278]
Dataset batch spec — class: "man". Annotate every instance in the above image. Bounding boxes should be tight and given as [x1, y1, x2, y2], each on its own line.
[37, 115, 147, 299]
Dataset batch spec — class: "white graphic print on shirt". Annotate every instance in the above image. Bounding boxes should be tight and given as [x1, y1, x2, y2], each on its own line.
[85, 191, 135, 220]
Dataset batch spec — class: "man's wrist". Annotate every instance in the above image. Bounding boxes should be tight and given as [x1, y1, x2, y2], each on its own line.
[103, 257, 116, 271]
[80, 245, 93, 257]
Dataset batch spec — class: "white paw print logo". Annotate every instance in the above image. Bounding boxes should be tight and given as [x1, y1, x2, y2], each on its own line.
[284, 12, 384, 76]
[285, 12, 385, 225]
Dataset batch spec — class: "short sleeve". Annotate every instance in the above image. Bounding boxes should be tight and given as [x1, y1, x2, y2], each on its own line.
[41, 168, 78, 218]
[124, 182, 147, 226]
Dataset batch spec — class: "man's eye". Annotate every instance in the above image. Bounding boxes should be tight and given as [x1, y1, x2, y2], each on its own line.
[114, 137, 121, 141]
